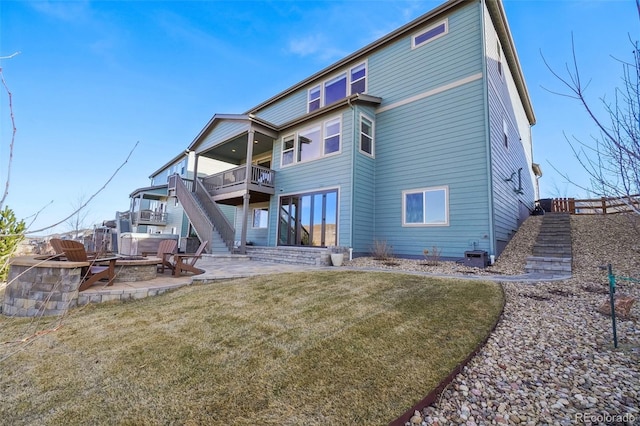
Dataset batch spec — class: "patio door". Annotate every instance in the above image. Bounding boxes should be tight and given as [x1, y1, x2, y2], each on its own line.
[278, 189, 337, 247]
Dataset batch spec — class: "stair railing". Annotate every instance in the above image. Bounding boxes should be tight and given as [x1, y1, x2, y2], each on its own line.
[194, 179, 235, 252]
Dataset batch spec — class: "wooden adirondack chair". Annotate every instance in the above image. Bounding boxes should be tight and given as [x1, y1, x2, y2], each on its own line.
[56, 239, 118, 291]
[142, 239, 178, 273]
[170, 241, 208, 276]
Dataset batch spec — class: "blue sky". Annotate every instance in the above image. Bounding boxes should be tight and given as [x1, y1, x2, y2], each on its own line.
[0, 0, 637, 234]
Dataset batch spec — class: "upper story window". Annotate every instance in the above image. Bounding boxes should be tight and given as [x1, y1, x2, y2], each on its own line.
[412, 19, 448, 49]
[282, 135, 295, 166]
[308, 62, 367, 112]
[308, 86, 321, 111]
[503, 119, 508, 149]
[359, 114, 374, 157]
[351, 64, 366, 94]
[281, 116, 342, 166]
[324, 118, 341, 154]
[497, 40, 503, 76]
[325, 73, 347, 106]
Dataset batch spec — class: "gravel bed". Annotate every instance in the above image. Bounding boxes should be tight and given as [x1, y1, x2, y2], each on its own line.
[346, 214, 640, 425]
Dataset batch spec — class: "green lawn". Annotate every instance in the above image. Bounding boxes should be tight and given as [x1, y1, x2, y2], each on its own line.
[0, 271, 503, 425]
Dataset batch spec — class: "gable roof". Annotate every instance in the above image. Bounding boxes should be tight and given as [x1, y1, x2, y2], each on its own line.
[149, 150, 188, 180]
[245, 0, 535, 125]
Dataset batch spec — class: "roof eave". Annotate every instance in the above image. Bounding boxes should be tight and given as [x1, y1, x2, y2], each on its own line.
[149, 150, 189, 179]
[129, 184, 169, 199]
[245, 0, 467, 115]
[187, 114, 279, 152]
[278, 93, 382, 131]
[485, 0, 536, 125]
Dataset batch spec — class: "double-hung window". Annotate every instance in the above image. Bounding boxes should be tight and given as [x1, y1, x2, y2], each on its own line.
[402, 186, 449, 226]
[282, 135, 295, 166]
[359, 114, 374, 156]
[350, 63, 366, 94]
[308, 85, 321, 112]
[324, 118, 341, 154]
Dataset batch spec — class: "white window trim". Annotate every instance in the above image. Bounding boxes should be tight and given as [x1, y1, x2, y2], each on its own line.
[401, 185, 449, 227]
[252, 207, 269, 229]
[323, 117, 342, 156]
[350, 62, 367, 94]
[281, 134, 296, 166]
[307, 61, 367, 112]
[308, 85, 321, 113]
[358, 113, 375, 158]
[280, 116, 342, 167]
[411, 19, 448, 49]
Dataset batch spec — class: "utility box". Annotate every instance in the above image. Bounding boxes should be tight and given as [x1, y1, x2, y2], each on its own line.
[464, 250, 488, 268]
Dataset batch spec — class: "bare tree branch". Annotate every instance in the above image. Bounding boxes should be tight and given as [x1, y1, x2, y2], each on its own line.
[0, 53, 21, 210]
[27, 141, 140, 235]
[542, 23, 640, 216]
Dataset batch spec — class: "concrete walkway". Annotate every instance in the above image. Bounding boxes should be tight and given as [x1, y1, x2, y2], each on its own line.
[77, 254, 570, 306]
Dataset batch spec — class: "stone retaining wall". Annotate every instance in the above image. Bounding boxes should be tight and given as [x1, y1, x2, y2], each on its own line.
[2, 258, 85, 317]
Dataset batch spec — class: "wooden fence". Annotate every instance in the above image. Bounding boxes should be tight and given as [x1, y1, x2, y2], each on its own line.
[552, 194, 640, 214]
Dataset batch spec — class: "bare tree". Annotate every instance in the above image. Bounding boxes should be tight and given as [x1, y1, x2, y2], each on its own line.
[65, 193, 91, 240]
[542, 2, 640, 214]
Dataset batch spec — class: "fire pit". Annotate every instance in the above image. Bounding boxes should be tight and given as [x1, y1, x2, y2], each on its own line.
[107, 256, 160, 282]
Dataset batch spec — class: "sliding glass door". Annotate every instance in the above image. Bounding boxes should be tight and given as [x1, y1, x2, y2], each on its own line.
[278, 189, 337, 247]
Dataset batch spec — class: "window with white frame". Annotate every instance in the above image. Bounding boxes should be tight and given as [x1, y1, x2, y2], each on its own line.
[497, 40, 503, 76]
[359, 114, 374, 156]
[281, 116, 341, 166]
[282, 135, 295, 166]
[412, 19, 448, 49]
[308, 85, 321, 112]
[324, 73, 347, 106]
[298, 126, 322, 162]
[503, 119, 508, 148]
[402, 186, 449, 226]
[324, 118, 341, 154]
[350, 63, 366, 94]
[308, 62, 367, 112]
[252, 208, 269, 228]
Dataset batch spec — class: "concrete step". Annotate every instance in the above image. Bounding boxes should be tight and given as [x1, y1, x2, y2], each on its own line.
[245, 246, 331, 266]
[524, 256, 572, 275]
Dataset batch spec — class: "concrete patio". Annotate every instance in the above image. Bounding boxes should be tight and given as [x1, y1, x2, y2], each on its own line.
[77, 254, 327, 306]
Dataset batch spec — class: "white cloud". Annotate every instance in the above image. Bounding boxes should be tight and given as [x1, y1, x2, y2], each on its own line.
[29, 0, 91, 22]
[288, 34, 325, 57]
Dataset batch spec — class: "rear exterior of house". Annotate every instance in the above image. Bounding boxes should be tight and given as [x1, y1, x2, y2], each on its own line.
[164, 0, 537, 261]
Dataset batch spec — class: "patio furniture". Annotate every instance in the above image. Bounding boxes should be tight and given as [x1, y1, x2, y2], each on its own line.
[170, 241, 208, 276]
[141, 239, 178, 273]
[55, 239, 118, 291]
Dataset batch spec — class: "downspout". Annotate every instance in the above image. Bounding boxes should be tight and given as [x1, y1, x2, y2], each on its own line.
[348, 97, 356, 253]
[480, 0, 496, 257]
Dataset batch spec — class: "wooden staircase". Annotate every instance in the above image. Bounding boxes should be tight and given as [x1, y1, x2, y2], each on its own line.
[524, 213, 572, 277]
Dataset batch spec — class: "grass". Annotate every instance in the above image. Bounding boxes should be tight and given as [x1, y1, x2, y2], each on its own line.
[0, 271, 503, 425]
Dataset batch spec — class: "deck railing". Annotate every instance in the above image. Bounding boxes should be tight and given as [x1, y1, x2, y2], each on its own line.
[136, 210, 167, 224]
[552, 194, 640, 214]
[201, 164, 275, 193]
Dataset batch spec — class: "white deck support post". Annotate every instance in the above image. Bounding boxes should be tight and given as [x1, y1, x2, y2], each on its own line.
[239, 129, 255, 254]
